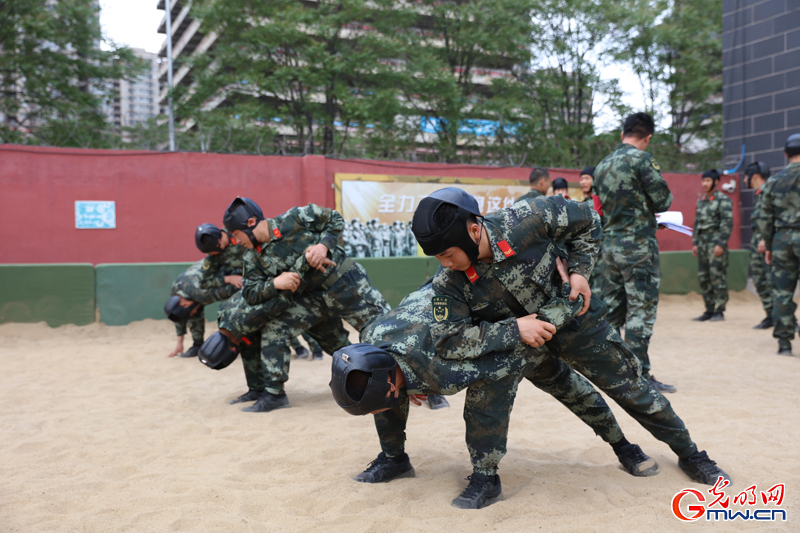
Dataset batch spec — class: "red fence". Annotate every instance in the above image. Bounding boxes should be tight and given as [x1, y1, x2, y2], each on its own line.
[0, 144, 739, 264]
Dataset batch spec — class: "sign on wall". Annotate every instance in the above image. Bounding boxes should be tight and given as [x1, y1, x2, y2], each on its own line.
[75, 201, 116, 229]
[334, 173, 531, 258]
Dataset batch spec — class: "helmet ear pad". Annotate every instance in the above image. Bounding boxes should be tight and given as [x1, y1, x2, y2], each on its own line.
[411, 187, 483, 261]
[199, 332, 240, 370]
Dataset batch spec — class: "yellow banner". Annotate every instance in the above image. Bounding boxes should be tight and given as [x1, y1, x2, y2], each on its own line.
[335, 173, 532, 258]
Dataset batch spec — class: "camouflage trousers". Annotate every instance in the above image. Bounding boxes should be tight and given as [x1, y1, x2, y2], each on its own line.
[179, 312, 206, 346]
[749, 247, 773, 317]
[289, 334, 323, 354]
[230, 262, 390, 394]
[696, 240, 729, 313]
[553, 316, 696, 458]
[601, 250, 660, 378]
[375, 352, 625, 476]
[590, 248, 609, 297]
[771, 230, 800, 342]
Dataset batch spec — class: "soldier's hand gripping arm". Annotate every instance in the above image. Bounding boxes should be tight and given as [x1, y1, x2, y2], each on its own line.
[536, 196, 601, 282]
[293, 204, 345, 276]
[640, 154, 673, 213]
[240, 248, 295, 305]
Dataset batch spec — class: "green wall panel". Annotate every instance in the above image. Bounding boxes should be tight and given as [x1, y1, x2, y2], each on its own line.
[0, 264, 95, 326]
[354, 257, 440, 308]
[96, 263, 221, 326]
[659, 250, 749, 294]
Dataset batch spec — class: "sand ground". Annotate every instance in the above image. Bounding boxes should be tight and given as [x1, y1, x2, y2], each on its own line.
[1, 291, 798, 532]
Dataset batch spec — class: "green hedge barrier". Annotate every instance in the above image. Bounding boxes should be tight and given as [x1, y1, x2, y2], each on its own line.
[659, 250, 749, 294]
[95, 263, 221, 326]
[0, 252, 753, 327]
[0, 264, 95, 326]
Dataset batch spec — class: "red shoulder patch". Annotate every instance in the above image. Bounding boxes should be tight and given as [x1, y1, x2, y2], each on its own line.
[756, 189, 762, 196]
[272, 227, 282, 239]
[497, 240, 515, 258]
[465, 265, 479, 284]
[256, 245, 262, 254]
[240, 337, 252, 346]
[709, 195, 715, 201]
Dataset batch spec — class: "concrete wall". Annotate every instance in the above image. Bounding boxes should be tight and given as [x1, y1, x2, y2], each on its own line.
[0, 145, 736, 265]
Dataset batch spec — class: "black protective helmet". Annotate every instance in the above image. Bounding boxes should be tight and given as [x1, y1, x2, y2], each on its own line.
[198, 331, 240, 370]
[223, 197, 264, 247]
[330, 343, 400, 416]
[745, 161, 771, 181]
[195, 223, 224, 254]
[411, 187, 483, 261]
[701, 169, 721, 183]
[164, 295, 199, 323]
[786, 133, 800, 157]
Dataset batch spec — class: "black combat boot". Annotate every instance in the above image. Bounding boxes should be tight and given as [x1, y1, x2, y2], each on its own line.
[294, 346, 310, 359]
[311, 350, 324, 361]
[648, 375, 677, 393]
[229, 389, 265, 405]
[692, 311, 714, 321]
[709, 311, 725, 321]
[753, 317, 773, 329]
[353, 453, 415, 483]
[678, 450, 731, 485]
[241, 391, 290, 412]
[616, 444, 659, 477]
[778, 341, 792, 356]
[179, 345, 201, 358]
[427, 394, 450, 410]
[451, 473, 503, 509]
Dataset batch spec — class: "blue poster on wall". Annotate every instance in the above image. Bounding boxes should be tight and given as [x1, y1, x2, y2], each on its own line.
[75, 201, 116, 229]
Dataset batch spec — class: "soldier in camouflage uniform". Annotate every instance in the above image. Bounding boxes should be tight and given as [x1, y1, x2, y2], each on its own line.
[196, 223, 325, 360]
[332, 279, 657, 509]
[593, 112, 675, 393]
[579, 166, 608, 297]
[758, 133, 800, 355]
[165, 260, 239, 358]
[744, 162, 774, 329]
[212, 198, 390, 412]
[691, 170, 733, 322]
[412, 187, 729, 488]
[516, 167, 550, 204]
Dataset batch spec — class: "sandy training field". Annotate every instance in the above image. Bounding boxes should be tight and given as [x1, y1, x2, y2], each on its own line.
[1, 291, 798, 532]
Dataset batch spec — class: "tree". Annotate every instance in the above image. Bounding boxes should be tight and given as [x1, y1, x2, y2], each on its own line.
[184, 0, 413, 156]
[613, 0, 722, 169]
[0, 0, 143, 146]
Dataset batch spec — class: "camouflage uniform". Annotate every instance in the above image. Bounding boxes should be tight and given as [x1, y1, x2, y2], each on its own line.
[431, 196, 697, 459]
[362, 282, 626, 476]
[593, 143, 673, 377]
[759, 162, 800, 343]
[693, 192, 733, 313]
[172, 260, 238, 345]
[199, 234, 245, 291]
[217, 204, 389, 394]
[750, 185, 774, 317]
[515, 188, 544, 204]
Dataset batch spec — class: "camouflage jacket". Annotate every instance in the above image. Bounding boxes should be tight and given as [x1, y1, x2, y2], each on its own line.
[200, 235, 245, 290]
[171, 260, 238, 336]
[361, 283, 582, 395]
[750, 184, 767, 247]
[241, 204, 346, 305]
[692, 192, 733, 247]
[430, 195, 601, 358]
[516, 189, 544, 204]
[593, 143, 673, 254]
[760, 162, 800, 250]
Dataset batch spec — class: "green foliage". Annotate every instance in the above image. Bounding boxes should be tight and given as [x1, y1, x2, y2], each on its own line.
[0, 0, 145, 146]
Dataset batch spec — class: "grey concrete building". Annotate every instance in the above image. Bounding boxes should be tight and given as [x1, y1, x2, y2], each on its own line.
[722, 0, 800, 246]
[108, 48, 161, 131]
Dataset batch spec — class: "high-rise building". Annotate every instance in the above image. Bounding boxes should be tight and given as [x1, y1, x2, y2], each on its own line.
[108, 48, 161, 131]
